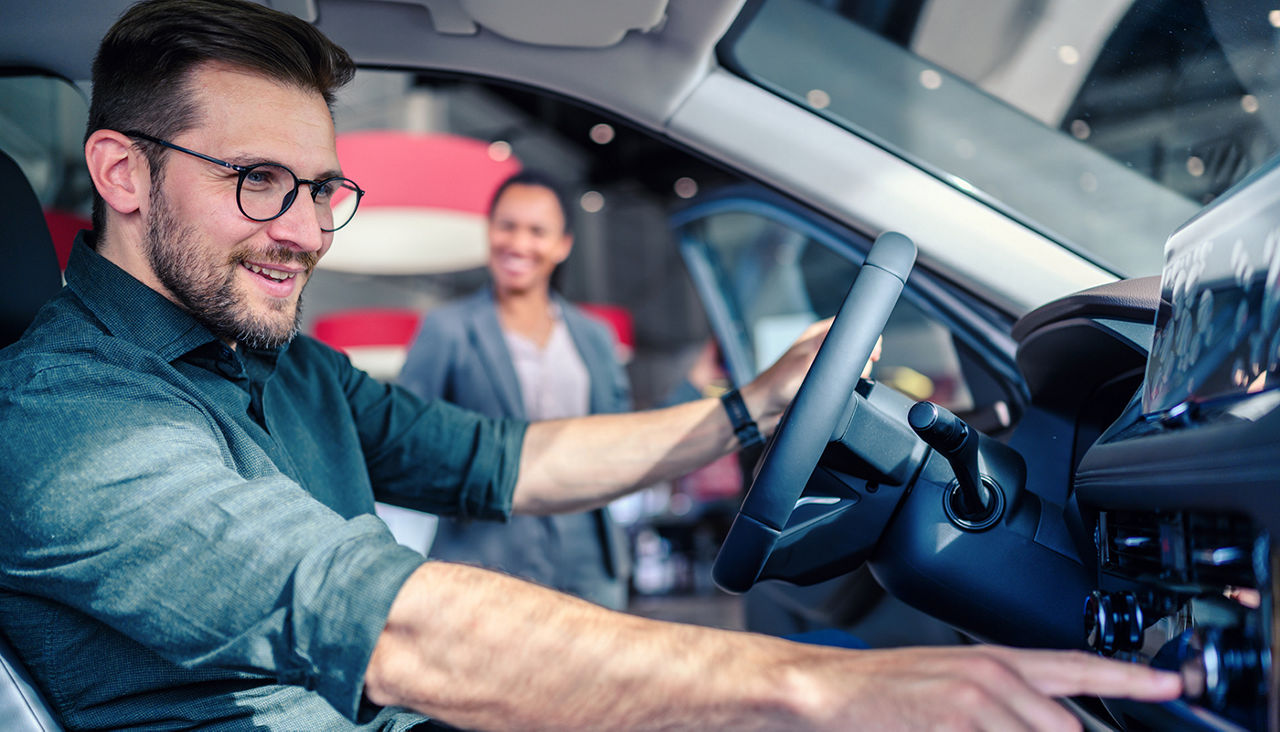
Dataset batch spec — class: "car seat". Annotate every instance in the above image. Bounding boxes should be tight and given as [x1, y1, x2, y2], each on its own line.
[0, 145, 69, 730]
[0, 147, 63, 349]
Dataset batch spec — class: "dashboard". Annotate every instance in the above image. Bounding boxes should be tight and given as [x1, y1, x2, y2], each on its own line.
[1005, 156, 1279, 729]
[714, 149, 1280, 730]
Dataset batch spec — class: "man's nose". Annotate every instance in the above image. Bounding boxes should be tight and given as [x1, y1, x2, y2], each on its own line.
[266, 190, 327, 253]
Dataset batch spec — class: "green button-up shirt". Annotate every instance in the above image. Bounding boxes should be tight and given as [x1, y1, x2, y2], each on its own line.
[0, 235, 526, 730]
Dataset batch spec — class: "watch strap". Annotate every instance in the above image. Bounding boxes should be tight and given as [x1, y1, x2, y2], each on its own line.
[720, 388, 764, 449]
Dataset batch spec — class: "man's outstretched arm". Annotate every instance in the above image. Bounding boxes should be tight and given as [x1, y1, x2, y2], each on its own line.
[364, 562, 1181, 731]
[511, 320, 829, 515]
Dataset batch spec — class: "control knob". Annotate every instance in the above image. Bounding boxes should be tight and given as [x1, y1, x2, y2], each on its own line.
[1083, 591, 1143, 655]
[1178, 626, 1268, 712]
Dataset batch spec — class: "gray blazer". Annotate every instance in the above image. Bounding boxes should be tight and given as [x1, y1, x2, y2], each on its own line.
[398, 288, 633, 608]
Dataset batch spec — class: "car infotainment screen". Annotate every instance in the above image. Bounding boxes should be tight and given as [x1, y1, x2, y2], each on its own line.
[1143, 159, 1280, 417]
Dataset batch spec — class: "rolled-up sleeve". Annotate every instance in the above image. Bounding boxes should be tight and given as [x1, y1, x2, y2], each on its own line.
[0, 359, 425, 719]
[323, 337, 527, 521]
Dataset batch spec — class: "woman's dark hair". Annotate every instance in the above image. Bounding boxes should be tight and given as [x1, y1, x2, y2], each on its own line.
[488, 169, 575, 236]
[87, 0, 356, 237]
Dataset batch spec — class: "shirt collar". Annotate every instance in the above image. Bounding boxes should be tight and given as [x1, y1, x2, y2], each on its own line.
[65, 232, 225, 362]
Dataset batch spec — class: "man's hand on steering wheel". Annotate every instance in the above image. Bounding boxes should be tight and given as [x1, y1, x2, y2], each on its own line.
[739, 317, 835, 436]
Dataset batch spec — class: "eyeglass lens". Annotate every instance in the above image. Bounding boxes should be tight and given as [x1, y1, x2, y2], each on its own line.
[237, 163, 361, 232]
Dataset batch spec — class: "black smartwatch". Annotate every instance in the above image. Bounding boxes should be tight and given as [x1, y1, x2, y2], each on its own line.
[720, 388, 764, 449]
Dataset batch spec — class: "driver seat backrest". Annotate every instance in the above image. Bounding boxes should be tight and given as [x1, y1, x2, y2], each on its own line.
[0, 146, 68, 731]
[0, 146, 64, 349]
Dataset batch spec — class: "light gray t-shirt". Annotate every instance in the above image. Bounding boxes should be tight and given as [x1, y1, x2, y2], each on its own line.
[502, 313, 590, 420]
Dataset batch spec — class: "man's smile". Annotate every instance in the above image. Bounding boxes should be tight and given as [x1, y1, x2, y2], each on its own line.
[238, 258, 309, 299]
[242, 261, 301, 281]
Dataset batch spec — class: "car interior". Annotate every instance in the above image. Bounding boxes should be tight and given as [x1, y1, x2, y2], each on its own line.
[1, 1, 1277, 730]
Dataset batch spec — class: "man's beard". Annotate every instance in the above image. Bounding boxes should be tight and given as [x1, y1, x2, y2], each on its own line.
[143, 188, 317, 350]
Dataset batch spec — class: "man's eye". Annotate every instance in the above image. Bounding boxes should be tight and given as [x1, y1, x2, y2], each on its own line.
[242, 165, 285, 190]
[313, 180, 338, 200]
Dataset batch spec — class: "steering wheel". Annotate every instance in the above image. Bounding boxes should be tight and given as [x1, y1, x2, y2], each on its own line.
[712, 231, 917, 593]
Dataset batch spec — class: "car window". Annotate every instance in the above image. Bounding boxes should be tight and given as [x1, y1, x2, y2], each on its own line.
[677, 206, 981, 417]
[325, 70, 1010, 425]
[723, 0, 1280, 277]
[0, 74, 93, 255]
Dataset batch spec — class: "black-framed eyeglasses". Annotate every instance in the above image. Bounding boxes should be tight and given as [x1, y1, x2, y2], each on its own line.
[123, 131, 365, 232]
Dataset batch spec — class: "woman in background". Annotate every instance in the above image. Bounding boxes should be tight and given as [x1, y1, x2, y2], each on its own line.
[398, 170, 632, 609]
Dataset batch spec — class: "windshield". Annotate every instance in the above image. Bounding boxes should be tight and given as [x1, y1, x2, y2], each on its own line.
[724, 0, 1280, 277]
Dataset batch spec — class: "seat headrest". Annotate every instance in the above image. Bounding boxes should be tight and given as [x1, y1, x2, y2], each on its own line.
[0, 148, 64, 349]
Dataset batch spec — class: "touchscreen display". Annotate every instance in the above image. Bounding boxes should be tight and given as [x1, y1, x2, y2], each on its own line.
[1143, 161, 1280, 416]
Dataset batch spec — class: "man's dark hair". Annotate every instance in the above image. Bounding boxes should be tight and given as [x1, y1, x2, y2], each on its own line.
[87, 0, 356, 238]
[488, 169, 576, 236]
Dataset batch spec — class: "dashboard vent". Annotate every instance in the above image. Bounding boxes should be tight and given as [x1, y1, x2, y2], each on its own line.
[1100, 511, 1256, 590]
[1100, 511, 1163, 580]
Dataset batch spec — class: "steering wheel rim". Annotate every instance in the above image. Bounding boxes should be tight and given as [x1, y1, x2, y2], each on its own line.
[712, 231, 917, 593]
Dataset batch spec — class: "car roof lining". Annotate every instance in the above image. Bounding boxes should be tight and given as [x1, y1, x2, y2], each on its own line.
[311, 0, 739, 130]
[275, 0, 669, 49]
[0, 0, 739, 133]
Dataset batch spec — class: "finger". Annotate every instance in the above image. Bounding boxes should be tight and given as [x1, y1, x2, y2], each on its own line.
[797, 317, 834, 344]
[937, 683, 1035, 732]
[983, 678, 1083, 732]
[985, 648, 1183, 701]
[948, 654, 1083, 732]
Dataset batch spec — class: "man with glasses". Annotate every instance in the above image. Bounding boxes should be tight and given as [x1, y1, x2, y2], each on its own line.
[0, 0, 1180, 730]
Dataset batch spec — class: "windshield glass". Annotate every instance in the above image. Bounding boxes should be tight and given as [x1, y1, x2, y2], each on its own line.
[724, 0, 1280, 277]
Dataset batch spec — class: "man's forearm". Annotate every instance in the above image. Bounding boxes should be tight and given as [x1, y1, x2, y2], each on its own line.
[509, 319, 830, 515]
[364, 563, 1182, 731]
[364, 562, 813, 731]
[511, 383, 770, 515]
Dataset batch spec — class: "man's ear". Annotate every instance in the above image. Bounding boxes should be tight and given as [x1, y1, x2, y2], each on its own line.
[85, 129, 149, 217]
